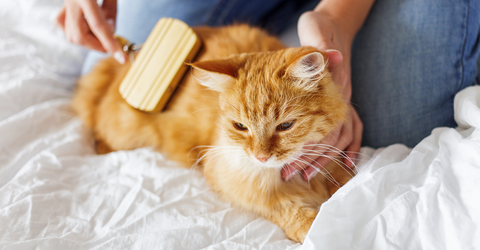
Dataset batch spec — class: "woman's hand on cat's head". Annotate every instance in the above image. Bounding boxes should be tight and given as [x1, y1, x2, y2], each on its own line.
[282, 105, 362, 182]
[55, 0, 127, 64]
[285, 10, 363, 182]
[298, 10, 352, 100]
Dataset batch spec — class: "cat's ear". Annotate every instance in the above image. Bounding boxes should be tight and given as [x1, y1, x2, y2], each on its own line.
[188, 58, 239, 92]
[286, 51, 327, 90]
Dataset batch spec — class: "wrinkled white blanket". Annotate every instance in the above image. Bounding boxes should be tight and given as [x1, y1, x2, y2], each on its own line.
[1, 1, 480, 249]
[302, 87, 480, 250]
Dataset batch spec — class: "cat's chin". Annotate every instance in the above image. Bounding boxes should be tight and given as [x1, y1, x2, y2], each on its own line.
[253, 161, 285, 169]
[249, 156, 297, 170]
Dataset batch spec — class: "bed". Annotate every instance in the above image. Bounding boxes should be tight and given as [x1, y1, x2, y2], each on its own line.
[1, 1, 480, 249]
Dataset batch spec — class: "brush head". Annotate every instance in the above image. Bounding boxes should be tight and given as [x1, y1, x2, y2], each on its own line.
[119, 18, 202, 112]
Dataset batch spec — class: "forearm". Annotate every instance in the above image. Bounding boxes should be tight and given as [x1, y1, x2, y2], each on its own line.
[313, 0, 376, 42]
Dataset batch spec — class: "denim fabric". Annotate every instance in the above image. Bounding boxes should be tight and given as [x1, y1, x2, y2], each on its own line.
[351, 0, 480, 148]
[204, 0, 313, 35]
[116, 0, 309, 42]
[116, 0, 219, 45]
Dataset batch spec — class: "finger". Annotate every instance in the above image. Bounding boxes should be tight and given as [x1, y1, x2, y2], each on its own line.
[301, 166, 317, 181]
[56, 7, 66, 30]
[344, 108, 363, 168]
[302, 155, 334, 181]
[64, 2, 106, 52]
[282, 143, 327, 181]
[331, 109, 355, 169]
[299, 143, 337, 181]
[297, 125, 342, 180]
[287, 143, 322, 172]
[83, 33, 108, 51]
[294, 152, 318, 170]
[302, 147, 338, 181]
[64, 2, 91, 46]
[80, 0, 125, 63]
[308, 122, 354, 181]
[325, 49, 343, 67]
[281, 164, 300, 181]
[324, 50, 348, 92]
[102, 0, 117, 20]
[102, 0, 117, 31]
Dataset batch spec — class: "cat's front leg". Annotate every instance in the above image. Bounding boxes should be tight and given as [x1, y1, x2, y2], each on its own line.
[266, 204, 317, 243]
[203, 157, 319, 243]
[95, 139, 113, 154]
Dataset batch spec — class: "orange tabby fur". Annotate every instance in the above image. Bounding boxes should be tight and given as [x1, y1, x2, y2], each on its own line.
[73, 24, 353, 243]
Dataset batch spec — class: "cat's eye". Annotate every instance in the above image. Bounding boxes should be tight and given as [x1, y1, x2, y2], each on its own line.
[276, 120, 296, 131]
[233, 122, 248, 131]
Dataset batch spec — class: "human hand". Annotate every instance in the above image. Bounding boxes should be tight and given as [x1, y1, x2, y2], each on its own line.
[56, 0, 126, 64]
[281, 10, 363, 181]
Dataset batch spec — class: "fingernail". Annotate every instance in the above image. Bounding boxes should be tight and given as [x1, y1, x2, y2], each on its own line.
[350, 157, 356, 168]
[285, 169, 299, 181]
[325, 49, 340, 53]
[307, 170, 317, 181]
[113, 51, 125, 64]
[107, 19, 115, 32]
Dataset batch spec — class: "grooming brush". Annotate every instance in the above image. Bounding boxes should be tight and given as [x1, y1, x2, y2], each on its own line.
[117, 18, 202, 112]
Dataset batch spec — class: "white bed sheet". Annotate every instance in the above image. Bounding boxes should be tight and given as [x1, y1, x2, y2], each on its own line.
[302, 87, 480, 250]
[1, 1, 480, 249]
[0, 1, 299, 249]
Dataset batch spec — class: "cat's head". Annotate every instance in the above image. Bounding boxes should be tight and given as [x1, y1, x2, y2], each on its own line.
[190, 47, 347, 169]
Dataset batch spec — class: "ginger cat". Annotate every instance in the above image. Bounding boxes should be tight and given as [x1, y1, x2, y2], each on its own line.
[73, 24, 354, 243]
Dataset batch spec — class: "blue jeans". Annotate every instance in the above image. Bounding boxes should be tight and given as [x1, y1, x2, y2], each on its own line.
[351, 0, 480, 147]
[82, 0, 480, 148]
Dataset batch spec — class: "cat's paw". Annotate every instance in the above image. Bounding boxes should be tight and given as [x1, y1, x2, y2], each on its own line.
[284, 208, 317, 243]
[95, 140, 113, 154]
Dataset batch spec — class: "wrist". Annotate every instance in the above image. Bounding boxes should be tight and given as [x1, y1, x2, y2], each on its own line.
[312, 8, 356, 44]
[313, 0, 374, 43]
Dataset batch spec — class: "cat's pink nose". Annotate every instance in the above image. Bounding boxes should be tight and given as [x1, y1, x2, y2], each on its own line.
[256, 156, 270, 163]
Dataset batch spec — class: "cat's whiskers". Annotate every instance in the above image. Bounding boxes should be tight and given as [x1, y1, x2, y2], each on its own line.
[304, 144, 371, 170]
[302, 143, 350, 160]
[301, 147, 351, 167]
[192, 149, 224, 175]
[289, 160, 312, 189]
[190, 148, 217, 172]
[301, 148, 358, 176]
[298, 157, 340, 188]
[294, 157, 340, 188]
[189, 145, 240, 161]
[190, 148, 244, 182]
[201, 147, 249, 185]
[189, 145, 243, 173]
[301, 152, 354, 177]
[301, 144, 359, 174]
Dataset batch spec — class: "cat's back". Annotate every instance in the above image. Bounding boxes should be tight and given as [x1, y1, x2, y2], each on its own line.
[193, 25, 285, 61]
